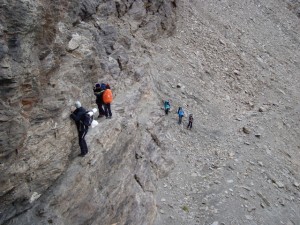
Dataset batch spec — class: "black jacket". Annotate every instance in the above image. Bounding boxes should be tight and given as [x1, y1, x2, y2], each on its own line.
[93, 87, 105, 104]
[70, 107, 87, 131]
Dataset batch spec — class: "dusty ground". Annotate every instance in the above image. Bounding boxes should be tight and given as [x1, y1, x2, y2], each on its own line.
[150, 1, 300, 225]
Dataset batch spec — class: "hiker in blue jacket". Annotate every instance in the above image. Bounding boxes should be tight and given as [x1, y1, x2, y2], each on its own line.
[164, 100, 170, 115]
[70, 101, 88, 157]
[177, 107, 184, 124]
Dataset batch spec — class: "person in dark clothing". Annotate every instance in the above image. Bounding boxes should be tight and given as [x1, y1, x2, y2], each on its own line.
[187, 114, 193, 130]
[104, 84, 112, 119]
[93, 83, 105, 118]
[70, 101, 89, 157]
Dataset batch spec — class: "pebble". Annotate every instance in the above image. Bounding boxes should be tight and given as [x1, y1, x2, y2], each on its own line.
[233, 70, 240, 75]
[161, 198, 166, 202]
[276, 181, 285, 188]
[242, 127, 250, 134]
[211, 221, 219, 225]
[293, 181, 300, 187]
[227, 180, 234, 183]
[240, 194, 248, 200]
[159, 210, 165, 214]
[255, 134, 261, 138]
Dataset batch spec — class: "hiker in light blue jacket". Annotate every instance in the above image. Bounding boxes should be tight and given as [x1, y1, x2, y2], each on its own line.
[177, 107, 184, 124]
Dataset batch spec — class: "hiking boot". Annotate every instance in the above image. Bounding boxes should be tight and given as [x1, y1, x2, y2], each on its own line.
[78, 153, 86, 157]
[98, 115, 104, 118]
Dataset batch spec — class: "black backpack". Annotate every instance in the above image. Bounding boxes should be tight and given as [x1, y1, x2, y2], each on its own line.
[81, 111, 93, 127]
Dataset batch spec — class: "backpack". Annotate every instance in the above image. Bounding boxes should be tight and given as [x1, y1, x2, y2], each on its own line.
[101, 83, 107, 90]
[103, 89, 113, 104]
[81, 111, 93, 127]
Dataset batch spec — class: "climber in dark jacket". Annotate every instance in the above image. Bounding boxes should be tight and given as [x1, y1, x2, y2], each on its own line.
[187, 114, 193, 130]
[93, 83, 105, 118]
[70, 101, 88, 157]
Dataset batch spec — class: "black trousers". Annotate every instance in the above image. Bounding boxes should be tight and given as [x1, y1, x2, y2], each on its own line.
[178, 115, 183, 124]
[96, 102, 105, 116]
[104, 103, 112, 118]
[78, 128, 88, 155]
[165, 108, 169, 115]
[187, 121, 193, 129]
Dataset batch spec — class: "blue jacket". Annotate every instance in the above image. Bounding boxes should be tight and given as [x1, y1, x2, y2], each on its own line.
[178, 109, 184, 116]
[164, 101, 170, 109]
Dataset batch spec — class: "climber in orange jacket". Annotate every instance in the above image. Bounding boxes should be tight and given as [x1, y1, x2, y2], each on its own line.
[103, 84, 113, 119]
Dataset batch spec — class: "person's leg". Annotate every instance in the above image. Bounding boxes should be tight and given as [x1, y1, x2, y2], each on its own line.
[104, 104, 108, 118]
[97, 103, 105, 117]
[82, 128, 88, 154]
[79, 129, 88, 155]
[190, 122, 192, 129]
[107, 103, 112, 117]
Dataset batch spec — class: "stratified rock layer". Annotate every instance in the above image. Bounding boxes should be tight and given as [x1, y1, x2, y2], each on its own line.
[0, 1, 176, 224]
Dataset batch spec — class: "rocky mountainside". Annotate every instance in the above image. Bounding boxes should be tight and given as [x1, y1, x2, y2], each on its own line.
[0, 0, 176, 224]
[0, 0, 300, 225]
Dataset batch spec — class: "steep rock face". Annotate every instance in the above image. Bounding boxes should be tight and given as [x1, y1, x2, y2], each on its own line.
[0, 0, 176, 224]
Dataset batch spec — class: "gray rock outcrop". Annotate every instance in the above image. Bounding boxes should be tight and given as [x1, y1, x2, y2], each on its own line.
[0, 0, 176, 224]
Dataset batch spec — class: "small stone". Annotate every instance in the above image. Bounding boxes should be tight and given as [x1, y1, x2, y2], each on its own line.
[293, 181, 300, 187]
[247, 207, 256, 212]
[191, 173, 198, 177]
[244, 142, 250, 145]
[240, 194, 248, 200]
[67, 34, 81, 51]
[233, 70, 240, 75]
[276, 181, 284, 188]
[242, 127, 250, 134]
[255, 134, 261, 138]
[258, 107, 265, 112]
[211, 222, 219, 225]
[258, 161, 263, 167]
[161, 198, 166, 202]
[176, 83, 182, 88]
[227, 180, 234, 183]
[29, 192, 41, 203]
[159, 209, 165, 214]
